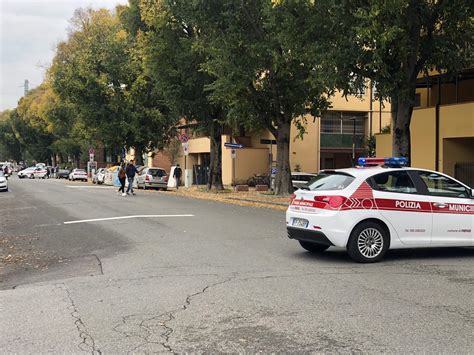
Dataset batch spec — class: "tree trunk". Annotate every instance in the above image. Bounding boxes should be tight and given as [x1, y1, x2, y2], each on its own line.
[391, 94, 414, 164]
[134, 145, 144, 165]
[274, 120, 293, 196]
[207, 121, 224, 191]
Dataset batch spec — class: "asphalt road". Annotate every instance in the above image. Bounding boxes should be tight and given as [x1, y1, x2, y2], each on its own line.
[1, 177, 473, 353]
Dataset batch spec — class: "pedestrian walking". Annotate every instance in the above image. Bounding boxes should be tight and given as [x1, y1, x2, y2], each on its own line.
[173, 164, 182, 190]
[117, 163, 127, 196]
[125, 160, 137, 195]
[46, 167, 50, 179]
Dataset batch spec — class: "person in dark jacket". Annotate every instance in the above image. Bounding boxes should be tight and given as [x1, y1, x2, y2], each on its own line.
[173, 164, 182, 190]
[125, 160, 137, 195]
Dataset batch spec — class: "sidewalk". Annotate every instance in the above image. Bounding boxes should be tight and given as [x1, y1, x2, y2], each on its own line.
[157, 186, 290, 211]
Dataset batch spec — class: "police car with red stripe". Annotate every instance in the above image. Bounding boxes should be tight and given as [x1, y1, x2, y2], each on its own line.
[286, 157, 474, 263]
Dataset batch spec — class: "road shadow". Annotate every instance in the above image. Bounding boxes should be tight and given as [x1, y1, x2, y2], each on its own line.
[291, 246, 474, 264]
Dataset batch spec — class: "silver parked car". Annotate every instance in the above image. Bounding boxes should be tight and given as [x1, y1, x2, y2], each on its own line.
[136, 167, 168, 190]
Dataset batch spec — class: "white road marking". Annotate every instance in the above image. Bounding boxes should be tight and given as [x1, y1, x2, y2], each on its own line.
[64, 214, 195, 224]
[65, 185, 115, 189]
[0, 206, 37, 212]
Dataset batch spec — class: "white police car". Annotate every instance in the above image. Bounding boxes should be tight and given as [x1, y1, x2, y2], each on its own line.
[286, 157, 474, 263]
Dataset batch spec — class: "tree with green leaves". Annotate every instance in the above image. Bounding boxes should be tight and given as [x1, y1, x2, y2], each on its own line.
[137, 0, 227, 190]
[190, 0, 331, 195]
[316, 0, 474, 162]
[0, 110, 23, 162]
[50, 7, 172, 166]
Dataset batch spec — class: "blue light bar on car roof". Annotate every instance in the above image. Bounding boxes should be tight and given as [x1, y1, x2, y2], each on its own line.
[358, 157, 408, 167]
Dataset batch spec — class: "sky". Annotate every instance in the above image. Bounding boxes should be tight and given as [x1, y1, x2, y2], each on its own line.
[0, 0, 129, 111]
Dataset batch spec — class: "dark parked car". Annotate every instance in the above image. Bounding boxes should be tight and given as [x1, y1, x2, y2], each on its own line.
[56, 169, 71, 179]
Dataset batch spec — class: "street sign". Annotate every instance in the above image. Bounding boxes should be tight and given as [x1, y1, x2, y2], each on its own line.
[231, 149, 236, 159]
[89, 148, 95, 155]
[89, 153, 94, 162]
[183, 142, 189, 156]
[224, 142, 243, 149]
[271, 167, 277, 175]
[179, 133, 189, 143]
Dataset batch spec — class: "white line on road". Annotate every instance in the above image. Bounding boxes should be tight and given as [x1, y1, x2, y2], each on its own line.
[64, 214, 195, 224]
[66, 185, 115, 189]
[0, 206, 38, 212]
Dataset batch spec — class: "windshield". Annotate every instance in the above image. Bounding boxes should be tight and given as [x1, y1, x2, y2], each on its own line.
[305, 172, 355, 191]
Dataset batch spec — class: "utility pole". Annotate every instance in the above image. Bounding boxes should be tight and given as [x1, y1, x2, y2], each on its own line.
[19, 79, 29, 96]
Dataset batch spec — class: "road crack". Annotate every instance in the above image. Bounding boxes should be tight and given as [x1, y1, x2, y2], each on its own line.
[58, 284, 101, 354]
[116, 277, 234, 353]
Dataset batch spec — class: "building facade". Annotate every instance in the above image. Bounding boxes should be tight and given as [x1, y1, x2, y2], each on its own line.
[140, 87, 390, 186]
[376, 68, 474, 187]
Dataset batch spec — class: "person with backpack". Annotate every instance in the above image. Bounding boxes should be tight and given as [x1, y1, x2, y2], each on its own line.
[173, 164, 182, 190]
[117, 163, 127, 196]
[125, 160, 137, 195]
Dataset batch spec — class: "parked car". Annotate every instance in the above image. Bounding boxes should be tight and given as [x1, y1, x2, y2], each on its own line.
[56, 169, 71, 179]
[69, 169, 88, 182]
[292, 172, 317, 190]
[92, 168, 106, 184]
[33, 166, 48, 179]
[136, 167, 168, 190]
[0, 171, 8, 192]
[18, 167, 37, 179]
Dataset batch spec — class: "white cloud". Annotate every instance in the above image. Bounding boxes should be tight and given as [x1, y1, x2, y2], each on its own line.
[0, 0, 129, 110]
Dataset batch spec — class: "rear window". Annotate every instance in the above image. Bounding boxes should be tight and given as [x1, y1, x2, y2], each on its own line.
[306, 172, 355, 191]
[148, 169, 166, 177]
[292, 174, 315, 182]
[76, 169, 86, 173]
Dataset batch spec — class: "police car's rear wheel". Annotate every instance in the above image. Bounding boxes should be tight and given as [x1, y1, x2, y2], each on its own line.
[299, 241, 329, 253]
[347, 222, 388, 263]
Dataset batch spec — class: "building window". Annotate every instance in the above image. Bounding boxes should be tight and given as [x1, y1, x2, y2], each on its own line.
[320, 112, 366, 135]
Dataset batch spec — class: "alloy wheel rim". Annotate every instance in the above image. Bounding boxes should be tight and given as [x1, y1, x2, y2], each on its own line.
[357, 228, 383, 258]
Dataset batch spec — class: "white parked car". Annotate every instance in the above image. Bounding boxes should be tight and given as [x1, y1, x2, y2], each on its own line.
[68, 169, 88, 182]
[18, 167, 36, 179]
[0, 171, 8, 192]
[136, 167, 168, 190]
[287, 157, 473, 263]
[92, 168, 106, 184]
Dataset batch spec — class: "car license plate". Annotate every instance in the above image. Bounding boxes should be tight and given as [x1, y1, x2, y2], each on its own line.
[292, 218, 308, 228]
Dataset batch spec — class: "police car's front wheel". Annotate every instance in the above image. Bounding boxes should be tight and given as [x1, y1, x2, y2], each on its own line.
[347, 222, 389, 263]
[299, 241, 329, 253]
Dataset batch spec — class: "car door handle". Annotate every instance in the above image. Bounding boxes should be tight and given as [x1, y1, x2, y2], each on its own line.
[433, 202, 447, 208]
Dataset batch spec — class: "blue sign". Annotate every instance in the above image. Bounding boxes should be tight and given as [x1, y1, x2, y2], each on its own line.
[271, 167, 277, 175]
[224, 143, 243, 149]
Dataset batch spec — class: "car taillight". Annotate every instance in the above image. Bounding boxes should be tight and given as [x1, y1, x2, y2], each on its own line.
[164, 175, 168, 182]
[145, 175, 150, 181]
[290, 193, 296, 200]
[314, 195, 347, 208]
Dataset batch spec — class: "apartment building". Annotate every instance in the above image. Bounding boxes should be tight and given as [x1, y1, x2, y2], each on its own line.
[146, 87, 391, 186]
[376, 68, 474, 187]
